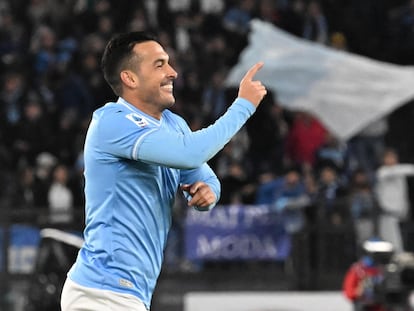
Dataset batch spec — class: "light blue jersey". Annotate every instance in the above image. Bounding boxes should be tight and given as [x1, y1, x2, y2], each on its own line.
[68, 96, 256, 309]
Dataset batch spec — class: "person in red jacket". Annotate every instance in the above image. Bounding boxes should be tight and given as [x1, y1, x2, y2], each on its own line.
[343, 239, 394, 311]
[285, 110, 327, 168]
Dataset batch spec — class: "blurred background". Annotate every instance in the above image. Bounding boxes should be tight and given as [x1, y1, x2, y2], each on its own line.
[2, 0, 414, 310]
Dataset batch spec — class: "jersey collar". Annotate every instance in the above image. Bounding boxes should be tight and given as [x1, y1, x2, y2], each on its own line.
[117, 97, 162, 127]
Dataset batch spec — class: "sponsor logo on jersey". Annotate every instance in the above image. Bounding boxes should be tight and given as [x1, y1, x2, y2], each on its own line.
[126, 113, 148, 127]
[119, 278, 134, 288]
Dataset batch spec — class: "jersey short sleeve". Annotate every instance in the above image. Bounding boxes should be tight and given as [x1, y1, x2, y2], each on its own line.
[95, 104, 158, 160]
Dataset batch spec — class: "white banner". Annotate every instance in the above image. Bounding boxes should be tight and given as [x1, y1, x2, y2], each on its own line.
[184, 291, 352, 311]
[225, 20, 414, 140]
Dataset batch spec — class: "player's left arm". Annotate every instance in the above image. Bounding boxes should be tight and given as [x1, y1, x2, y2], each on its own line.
[180, 163, 221, 211]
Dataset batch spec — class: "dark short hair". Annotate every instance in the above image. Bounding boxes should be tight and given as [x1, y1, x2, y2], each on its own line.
[101, 31, 158, 96]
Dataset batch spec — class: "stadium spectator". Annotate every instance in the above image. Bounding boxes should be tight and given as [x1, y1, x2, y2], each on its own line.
[47, 163, 74, 225]
[302, 0, 328, 44]
[314, 132, 351, 181]
[29, 25, 59, 79]
[348, 168, 380, 245]
[285, 110, 327, 170]
[255, 166, 310, 234]
[11, 92, 52, 167]
[222, 0, 255, 35]
[387, 0, 414, 64]
[375, 148, 414, 252]
[313, 164, 349, 227]
[218, 160, 255, 205]
[199, 0, 225, 15]
[349, 117, 389, 184]
[329, 31, 348, 51]
[7, 165, 48, 211]
[257, 0, 283, 26]
[280, 0, 306, 38]
[0, 4, 25, 67]
[245, 91, 292, 177]
[201, 69, 229, 123]
[213, 131, 250, 179]
[50, 109, 83, 166]
[0, 71, 26, 127]
[343, 239, 388, 311]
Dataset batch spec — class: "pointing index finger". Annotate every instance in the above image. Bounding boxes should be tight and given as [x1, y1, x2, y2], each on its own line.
[242, 62, 264, 82]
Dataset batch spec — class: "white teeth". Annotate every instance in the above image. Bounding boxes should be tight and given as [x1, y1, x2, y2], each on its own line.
[162, 85, 173, 90]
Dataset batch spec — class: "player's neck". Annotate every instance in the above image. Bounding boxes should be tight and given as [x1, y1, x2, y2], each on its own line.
[122, 95, 163, 120]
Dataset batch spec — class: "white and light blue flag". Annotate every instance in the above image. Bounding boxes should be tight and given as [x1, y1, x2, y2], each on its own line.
[225, 19, 414, 140]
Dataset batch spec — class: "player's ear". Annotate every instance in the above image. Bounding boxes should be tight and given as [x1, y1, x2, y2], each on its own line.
[120, 70, 138, 88]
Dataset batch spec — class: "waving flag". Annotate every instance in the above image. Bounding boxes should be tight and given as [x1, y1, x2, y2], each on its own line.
[225, 19, 414, 140]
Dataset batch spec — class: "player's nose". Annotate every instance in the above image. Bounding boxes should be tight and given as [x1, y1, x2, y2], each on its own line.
[167, 64, 178, 79]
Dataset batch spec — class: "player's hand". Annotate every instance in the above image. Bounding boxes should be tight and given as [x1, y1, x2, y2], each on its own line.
[180, 182, 216, 209]
[238, 62, 267, 107]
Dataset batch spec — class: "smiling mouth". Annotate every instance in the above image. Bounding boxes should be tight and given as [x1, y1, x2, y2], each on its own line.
[161, 84, 173, 92]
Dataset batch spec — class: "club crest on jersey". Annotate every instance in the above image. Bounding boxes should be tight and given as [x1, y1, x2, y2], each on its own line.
[126, 113, 148, 127]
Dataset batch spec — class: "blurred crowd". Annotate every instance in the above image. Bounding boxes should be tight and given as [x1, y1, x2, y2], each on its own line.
[2, 0, 414, 256]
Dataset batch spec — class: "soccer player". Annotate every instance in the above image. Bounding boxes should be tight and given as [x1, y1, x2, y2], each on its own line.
[60, 31, 267, 311]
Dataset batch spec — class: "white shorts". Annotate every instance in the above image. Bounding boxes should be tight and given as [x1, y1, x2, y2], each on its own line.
[60, 278, 148, 311]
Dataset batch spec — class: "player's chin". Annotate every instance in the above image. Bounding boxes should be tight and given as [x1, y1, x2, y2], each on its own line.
[163, 95, 175, 107]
